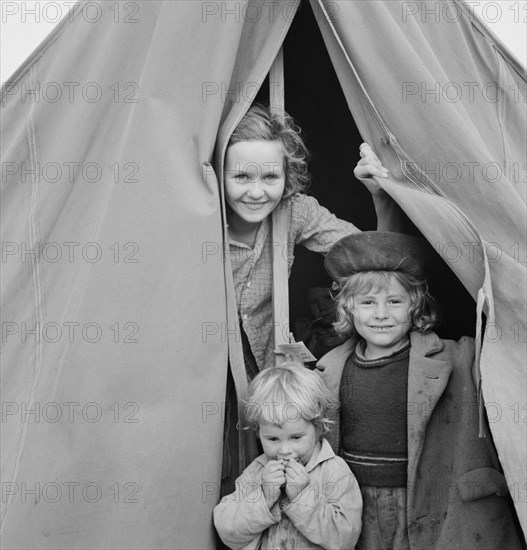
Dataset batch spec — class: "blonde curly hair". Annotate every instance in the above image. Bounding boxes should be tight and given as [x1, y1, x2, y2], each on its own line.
[244, 362, 337, 436]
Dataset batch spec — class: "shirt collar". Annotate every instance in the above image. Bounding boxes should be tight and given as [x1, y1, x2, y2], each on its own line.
[228, 217, 270, 248]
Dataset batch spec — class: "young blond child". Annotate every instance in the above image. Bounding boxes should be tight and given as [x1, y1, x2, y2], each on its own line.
[317, 231, 523, 550]
[214, 362, 362, 550]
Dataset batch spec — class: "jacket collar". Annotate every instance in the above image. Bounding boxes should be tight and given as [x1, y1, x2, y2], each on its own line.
[254, 438, 335, 473]
[318, 331, 445, 377]
[409, 330, 444, 357]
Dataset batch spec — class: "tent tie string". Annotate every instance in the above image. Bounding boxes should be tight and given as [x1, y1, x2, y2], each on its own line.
[474, 244, 495, 438]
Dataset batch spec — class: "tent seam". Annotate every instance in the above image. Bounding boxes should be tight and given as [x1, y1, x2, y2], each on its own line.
[454, 0, 526, 76]
[1, 64, 44, 533]
[312, 0, 394, 144]
[495, 48, 512, 178]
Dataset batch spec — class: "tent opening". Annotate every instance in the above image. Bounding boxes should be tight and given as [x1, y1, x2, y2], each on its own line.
[256, 1, 476, 352]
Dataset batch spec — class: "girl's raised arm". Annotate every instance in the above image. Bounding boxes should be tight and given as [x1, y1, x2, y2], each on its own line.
[354, 142, 408, 233]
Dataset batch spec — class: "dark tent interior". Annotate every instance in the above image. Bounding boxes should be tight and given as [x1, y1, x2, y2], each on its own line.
[253, 2, 476, 359]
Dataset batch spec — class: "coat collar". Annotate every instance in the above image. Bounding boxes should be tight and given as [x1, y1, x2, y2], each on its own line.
[318, 331, 445, 373]
[409, 330, 444, 357]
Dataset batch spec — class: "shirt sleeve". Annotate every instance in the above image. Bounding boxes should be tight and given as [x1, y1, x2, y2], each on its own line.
[283, 464, 362, 550]
[213, 462, 280, 550]
[291, 194, 360, 254]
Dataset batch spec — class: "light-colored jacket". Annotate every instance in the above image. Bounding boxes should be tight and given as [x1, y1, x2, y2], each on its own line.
[213, 438, 362, 550]
[318, 331, 524, 550]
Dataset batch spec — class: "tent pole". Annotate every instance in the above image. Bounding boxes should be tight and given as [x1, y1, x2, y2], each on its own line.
[269, 47, 289, 367]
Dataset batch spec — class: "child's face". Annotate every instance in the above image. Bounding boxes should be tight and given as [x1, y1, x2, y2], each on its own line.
[258, 416, 318, 466]
[224, 140, 285, 231]
[308, 287, 336, 326]
[351, 278, 412, 359]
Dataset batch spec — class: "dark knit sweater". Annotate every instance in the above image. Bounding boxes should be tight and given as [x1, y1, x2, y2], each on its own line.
[339, 342, 410, 487]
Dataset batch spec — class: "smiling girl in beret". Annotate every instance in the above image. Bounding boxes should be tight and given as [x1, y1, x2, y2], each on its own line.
[317, 229, 523, 550]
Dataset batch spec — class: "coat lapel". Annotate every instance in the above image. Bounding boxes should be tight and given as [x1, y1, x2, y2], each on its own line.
[316, 336, 357, 452]
[407, 332, 452, 487]
[316, 337, 356, 394]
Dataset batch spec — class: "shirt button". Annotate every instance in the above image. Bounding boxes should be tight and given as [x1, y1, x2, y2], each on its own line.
[246, 281, 251, 288]
[242, 314, 248, 320]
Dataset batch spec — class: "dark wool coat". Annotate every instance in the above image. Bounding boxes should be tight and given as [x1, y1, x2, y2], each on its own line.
[318, 331, 524, 550]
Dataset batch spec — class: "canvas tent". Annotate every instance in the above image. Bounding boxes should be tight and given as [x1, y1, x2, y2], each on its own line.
[1, 0, 525, 548]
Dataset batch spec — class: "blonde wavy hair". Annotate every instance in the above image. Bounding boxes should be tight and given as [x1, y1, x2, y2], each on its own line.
[244, 362, 337, 436]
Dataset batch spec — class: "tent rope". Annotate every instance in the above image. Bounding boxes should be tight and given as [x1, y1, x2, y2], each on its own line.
[270, 47, 290, 366]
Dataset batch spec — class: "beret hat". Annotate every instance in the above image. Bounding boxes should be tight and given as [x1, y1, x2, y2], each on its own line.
[324, 231, 430, 281]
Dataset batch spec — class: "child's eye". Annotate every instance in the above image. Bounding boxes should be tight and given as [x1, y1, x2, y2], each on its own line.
[264, 174, 278, 182]
[360, 300, 374, 305]
[234, 174, 248, 181]
[291, 435, 302, 440]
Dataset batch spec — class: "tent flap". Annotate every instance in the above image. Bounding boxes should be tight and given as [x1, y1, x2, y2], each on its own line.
[314, 0, 526, 533]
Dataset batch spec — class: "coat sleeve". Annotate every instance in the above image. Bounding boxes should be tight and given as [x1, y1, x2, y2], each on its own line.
[213, 462, 280, 550]
[283, 464, 363, 550]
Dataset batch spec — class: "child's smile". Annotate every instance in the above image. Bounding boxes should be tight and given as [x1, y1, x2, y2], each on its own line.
[352, 279, 412, 359]
[224, 140, 285, 236]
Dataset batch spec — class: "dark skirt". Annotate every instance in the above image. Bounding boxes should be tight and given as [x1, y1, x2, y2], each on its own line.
[220, 328, 262, 497]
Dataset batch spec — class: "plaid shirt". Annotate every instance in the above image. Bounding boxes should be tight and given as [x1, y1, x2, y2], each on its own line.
[228, 194, 359, 371]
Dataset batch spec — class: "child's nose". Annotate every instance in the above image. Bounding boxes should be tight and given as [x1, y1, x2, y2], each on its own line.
[246, 181, 265, 199]
[277, 442, 292, 457]
[374, 304, 388, 318]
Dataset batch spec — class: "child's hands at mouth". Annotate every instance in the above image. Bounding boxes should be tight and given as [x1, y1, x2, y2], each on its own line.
[261, 460, 286, 509]
[284, 459, 310, 501]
